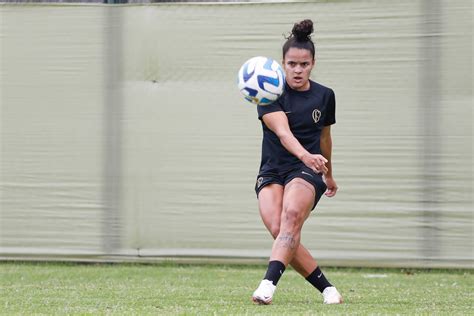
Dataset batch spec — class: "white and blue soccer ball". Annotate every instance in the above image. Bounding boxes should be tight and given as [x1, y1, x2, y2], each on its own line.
[237, 56, 285, 106]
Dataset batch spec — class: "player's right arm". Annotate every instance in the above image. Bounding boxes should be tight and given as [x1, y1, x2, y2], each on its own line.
[262, 111, 328, 174]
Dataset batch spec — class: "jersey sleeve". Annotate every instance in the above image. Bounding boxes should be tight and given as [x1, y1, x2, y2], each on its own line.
[324, 89, 336, 126]
[257, 97, 284, 120]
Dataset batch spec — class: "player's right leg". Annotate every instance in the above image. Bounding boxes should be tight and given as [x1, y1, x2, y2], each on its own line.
[252, 183, 283, 304]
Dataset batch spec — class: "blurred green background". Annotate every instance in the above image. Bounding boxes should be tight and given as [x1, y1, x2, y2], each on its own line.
[0, 0, 472, 268]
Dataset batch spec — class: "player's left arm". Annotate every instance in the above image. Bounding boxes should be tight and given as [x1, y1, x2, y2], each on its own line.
[320, 125, 338, 197]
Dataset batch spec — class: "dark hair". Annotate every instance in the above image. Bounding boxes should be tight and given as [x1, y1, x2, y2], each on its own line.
[282, 19, 315, 59]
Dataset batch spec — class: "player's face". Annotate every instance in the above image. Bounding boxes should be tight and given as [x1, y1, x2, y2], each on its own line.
[283, 48, 315, 91]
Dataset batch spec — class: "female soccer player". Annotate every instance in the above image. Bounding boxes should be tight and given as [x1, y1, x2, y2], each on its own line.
[251, 19, 343, 305]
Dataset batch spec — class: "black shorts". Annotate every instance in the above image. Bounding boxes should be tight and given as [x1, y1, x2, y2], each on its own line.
[255, 166, 327, 210]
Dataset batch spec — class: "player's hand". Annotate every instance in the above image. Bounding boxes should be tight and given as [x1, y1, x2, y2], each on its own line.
[324, 176, 338, 197]
[301, 153, 328, 174]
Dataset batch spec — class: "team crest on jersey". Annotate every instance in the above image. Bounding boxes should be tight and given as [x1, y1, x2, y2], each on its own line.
[312, 109, 321, 123]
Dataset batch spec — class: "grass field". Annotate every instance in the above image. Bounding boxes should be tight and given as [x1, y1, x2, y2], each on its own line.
[0, 262, 472, 315]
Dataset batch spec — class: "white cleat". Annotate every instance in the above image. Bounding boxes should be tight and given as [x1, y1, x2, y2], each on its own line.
[252, 279, 276, 305]
[322, 286, 343, 304]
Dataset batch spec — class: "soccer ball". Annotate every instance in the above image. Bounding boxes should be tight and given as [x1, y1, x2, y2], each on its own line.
[237, 56, 285, 106]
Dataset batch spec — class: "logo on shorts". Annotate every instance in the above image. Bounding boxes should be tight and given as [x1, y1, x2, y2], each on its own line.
[301, 171, 314, 178]
[257, 177, 264, 188]
[312, 109, 321, 123]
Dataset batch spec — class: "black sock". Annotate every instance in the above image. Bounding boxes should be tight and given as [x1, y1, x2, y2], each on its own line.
[305, 266, 332, 293]
[263, 260, 286, 286]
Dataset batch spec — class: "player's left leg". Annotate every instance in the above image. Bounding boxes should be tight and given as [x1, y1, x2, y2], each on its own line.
[252, 178, 313, 305]
[270, 177, 314, 264]
[254, 182, 318, 304]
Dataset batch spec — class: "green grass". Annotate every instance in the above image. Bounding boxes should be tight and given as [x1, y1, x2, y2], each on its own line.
[0, 262, 472, 315]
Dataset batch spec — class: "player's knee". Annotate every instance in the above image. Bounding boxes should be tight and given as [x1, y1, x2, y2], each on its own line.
[270, 225, 280, 239]
[281, 207, 304, 232]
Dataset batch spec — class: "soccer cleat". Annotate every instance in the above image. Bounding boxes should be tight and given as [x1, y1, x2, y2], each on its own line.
[322, 286, 343, 304]
[252, 279, 276, 305]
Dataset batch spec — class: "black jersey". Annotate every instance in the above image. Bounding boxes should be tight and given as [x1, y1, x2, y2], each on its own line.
[257, 80, 336, 174]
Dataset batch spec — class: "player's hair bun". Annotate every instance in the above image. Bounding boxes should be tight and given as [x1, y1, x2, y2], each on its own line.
[291, 19, 314, 42]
